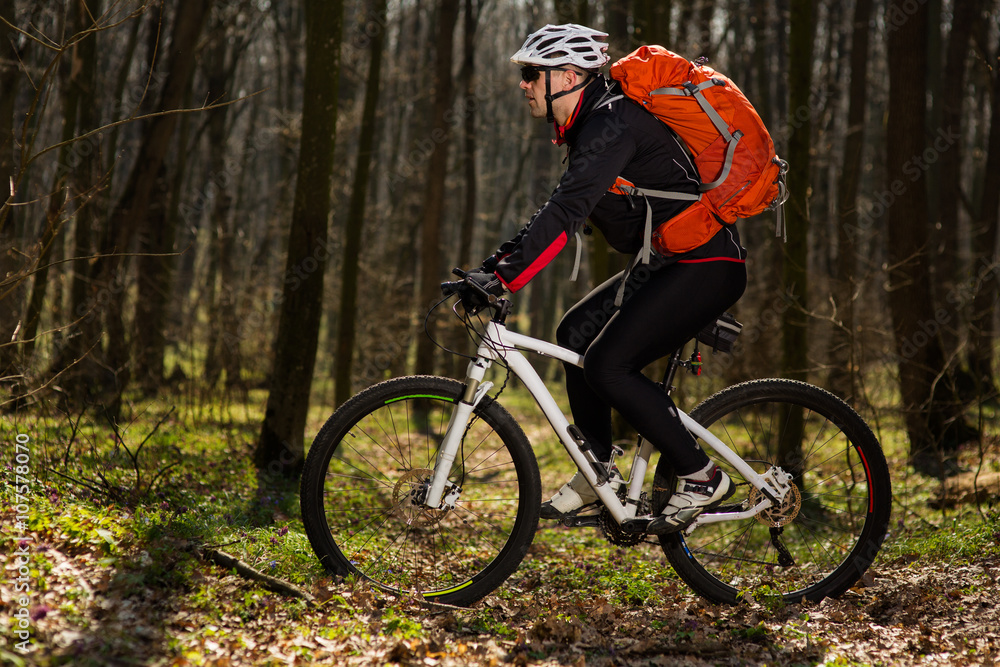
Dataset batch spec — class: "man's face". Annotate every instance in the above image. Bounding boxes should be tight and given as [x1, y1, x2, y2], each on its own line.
[519, 69, 549, 119]
[518, 66, 583, 123]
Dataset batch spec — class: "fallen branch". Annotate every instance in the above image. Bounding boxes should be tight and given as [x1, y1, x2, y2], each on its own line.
[198, 546, 316, 607]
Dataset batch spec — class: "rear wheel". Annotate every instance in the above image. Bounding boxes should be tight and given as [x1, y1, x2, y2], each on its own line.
[300, 376, 540, 606]
[654, 379, 891, 604]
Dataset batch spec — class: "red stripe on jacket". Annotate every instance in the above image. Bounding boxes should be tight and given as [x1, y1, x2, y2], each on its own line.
[497, 232, 569, 292]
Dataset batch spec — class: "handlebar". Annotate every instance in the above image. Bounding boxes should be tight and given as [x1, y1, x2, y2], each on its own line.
[440, 268, 510, 319]
[440, 267, 494, 301]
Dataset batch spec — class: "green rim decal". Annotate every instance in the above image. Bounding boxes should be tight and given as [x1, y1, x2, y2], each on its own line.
[424, 580, 474, 597]
[384, 394, 455, 405]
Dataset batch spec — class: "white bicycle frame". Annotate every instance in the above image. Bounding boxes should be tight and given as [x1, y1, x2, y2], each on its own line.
[424, 318, 791, 530]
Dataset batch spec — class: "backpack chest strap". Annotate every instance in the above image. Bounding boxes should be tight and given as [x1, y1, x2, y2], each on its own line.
[607, 177, 701, 307]
[608, 177, 701, 266]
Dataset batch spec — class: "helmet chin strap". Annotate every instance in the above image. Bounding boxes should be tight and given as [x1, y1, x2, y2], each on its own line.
[544, 69, 593, 124]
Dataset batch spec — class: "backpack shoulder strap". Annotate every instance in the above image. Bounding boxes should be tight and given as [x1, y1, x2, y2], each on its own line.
[651, 80, 732, 140]
[650, 81, 741, 191]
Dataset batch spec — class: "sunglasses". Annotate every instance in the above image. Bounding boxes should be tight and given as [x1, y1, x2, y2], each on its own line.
[520, 65, 571, 83]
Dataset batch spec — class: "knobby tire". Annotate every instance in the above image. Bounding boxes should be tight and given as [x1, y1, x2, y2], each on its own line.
[300, 376, 541, 606]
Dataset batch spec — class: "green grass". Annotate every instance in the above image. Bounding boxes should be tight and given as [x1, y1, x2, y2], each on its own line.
[882, 511, 1000, 562]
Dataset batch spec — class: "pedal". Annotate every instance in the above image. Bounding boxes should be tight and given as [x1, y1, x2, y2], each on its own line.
[560, 513, 602, 528]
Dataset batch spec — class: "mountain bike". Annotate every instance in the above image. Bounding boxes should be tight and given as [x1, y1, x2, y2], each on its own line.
[300, 270, 892, 606]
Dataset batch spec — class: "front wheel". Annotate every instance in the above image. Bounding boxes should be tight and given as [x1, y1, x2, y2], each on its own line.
[654, 379, 892, 604]
[300, 376, 541, 606]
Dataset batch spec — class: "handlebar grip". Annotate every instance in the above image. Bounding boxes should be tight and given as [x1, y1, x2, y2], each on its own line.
[441, 268, 468, 296]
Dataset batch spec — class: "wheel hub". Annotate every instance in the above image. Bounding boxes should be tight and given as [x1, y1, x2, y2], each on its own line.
[392, 469, 446, 526]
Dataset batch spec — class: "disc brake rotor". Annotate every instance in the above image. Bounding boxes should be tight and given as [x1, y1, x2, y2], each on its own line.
[392, 468, 446, 527]
[749, 482, 802, 527]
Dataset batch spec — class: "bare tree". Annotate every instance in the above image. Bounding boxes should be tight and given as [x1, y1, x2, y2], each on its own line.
[335, 0, 387, 406]
[781, 0, 814, 385]
[885, 0, 975, 477]
[256, 0, 345, 477]
[775, 0, 815, 476]
[968, 19, 1000, 398]
[828, 0, 874, 400]
[82, 0, 211, 412]
[933, 0, 982, 377]
[413, 0, 460, 376]
[0, 0, 25, 389]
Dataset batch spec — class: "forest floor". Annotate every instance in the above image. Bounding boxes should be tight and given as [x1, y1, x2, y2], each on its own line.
[2, 394, 999, 666]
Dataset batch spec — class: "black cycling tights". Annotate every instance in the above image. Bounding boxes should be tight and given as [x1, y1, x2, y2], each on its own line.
[555, 257, 747, 476]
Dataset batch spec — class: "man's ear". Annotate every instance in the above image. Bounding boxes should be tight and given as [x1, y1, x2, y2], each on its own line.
[558, 69, 576, 92]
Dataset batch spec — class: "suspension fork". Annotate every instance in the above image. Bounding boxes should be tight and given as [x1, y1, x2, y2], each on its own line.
[423, 356, 494, 508]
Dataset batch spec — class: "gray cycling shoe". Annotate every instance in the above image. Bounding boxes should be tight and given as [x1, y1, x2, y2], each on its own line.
[540, 468, 624, 519]
[646, 466, 733, 535]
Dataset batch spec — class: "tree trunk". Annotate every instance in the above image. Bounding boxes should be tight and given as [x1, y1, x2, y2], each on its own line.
[50, 5, 109, 394]
[200, 15, 242, 395]
[750, 0, 773, 130]
[827, 0, 873, 400]
[334, 0, 386, 406]
[886, 0, 972, 477]
[133, 163, 173, 393]
[968, 48, 1000, 397]
[634, 0, 671, 48]
[777, 0, 814, 476]
[413, 0, 460, 377]
[449, 0, 478, 377]
[21, 0, 95, 366]
[781, 0, 813, 384]
[0, 0, 23, 389]
[256, 0, 344, 477]
[457, 0, 477, 270]
[604, 0, 630, 61]
[697, 0, 715, 57]
[933, 0, 979, 367]
[87, 0, 210, 408]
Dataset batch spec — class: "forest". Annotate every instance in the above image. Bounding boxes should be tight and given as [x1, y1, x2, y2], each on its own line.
[1, 0, 1000, 665]
[1, 0, 998, 474]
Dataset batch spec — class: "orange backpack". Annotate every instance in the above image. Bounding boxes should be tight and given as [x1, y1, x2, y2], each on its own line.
[608, 45, 788, 257]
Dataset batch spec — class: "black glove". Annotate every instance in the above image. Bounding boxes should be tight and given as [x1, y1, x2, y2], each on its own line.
[461, 270, 505, 313]
[480, 254, 500, 273]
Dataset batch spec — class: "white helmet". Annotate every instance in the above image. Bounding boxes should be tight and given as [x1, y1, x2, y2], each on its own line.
[510, 24, 610, 71]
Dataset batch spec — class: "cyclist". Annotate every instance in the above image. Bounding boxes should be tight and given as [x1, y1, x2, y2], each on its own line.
[464, 24, 747, 534]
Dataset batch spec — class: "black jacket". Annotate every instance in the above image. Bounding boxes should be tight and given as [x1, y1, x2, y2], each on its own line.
[494, 74, 744, 292]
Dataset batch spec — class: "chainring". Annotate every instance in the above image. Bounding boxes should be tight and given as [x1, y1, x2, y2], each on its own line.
[599, 491, 651, 547]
